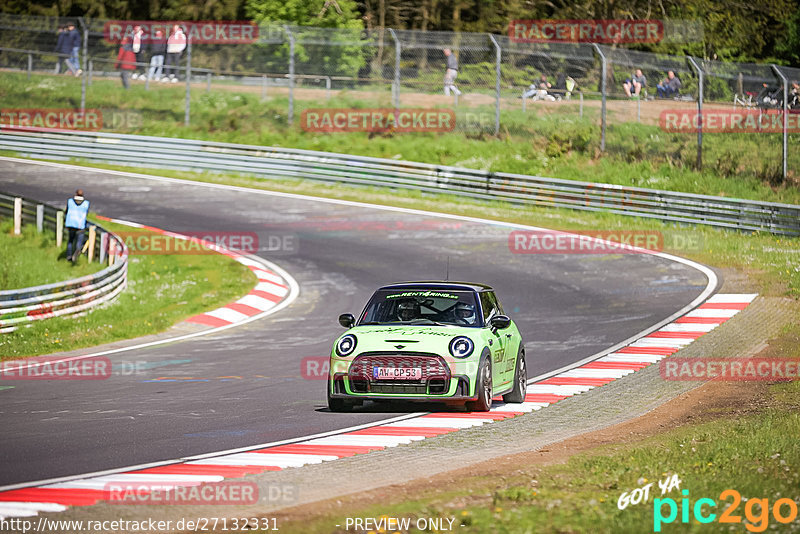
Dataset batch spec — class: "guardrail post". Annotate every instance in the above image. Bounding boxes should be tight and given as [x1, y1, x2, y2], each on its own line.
[184, 35, 192, 126]
[27, 53, 32, 79]
[771, 64, 789, 181]
[99, 231, 108, 263]
[13, 198, 22, 235]
[87, 226, 96, 262]
[36, 204, 43, 232]
[388, 28, 400, 109]
[285, 26, 295, 126]
[591, 44, 607, 152]
[687, 57, 703, 170]
[56, 211, 64, 247]
[488, 34, 501, 136]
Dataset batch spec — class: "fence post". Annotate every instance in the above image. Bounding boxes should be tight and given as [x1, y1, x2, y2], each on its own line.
[13, 198, 22, 235]
[261, 74, 267, 100]
[580, 91, 584, 118]
[56, 211, 64, 247]
[591, 44, 607, 152]
[488, 34, 501, 136]
[687, 57, 703, 170]
[184, 35, 192, 126]
[88, 59, 93, 86]
[87, 226, 96, 262]
[388, 28, 401, 109]
[206, 71, 211, 92]
[285, 25, 295, 126]
[36, 204, 44, 232]
[27, 53, 32, 79]
[325, 76, 331, 100]
[99, 232, 108, 263]
[771, 64, 789, 181]
[80, 24, 88, 113]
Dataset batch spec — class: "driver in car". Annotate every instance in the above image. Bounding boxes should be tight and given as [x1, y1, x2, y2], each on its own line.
[454, 302, 476, 325]
[396, 300, 421, 322]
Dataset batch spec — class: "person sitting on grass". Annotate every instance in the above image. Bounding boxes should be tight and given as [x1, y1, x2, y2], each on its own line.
[522, 74, 556, 101]
[623, 69, 647, 98]
[656, 70, 682, 99]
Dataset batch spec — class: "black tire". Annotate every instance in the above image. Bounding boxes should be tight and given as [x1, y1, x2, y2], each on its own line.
[502, 349, 527, 404]
[466, 357, 492, 412]
[327, 379, 354, 412]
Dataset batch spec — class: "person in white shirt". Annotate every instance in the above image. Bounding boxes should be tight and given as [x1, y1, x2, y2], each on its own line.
[165, 24, 186, 83]
[130, 25, 145, 80]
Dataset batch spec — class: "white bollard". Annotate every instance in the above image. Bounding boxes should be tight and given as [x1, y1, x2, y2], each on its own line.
[56, 211, 64, 247]
[13, 198, 22, 235]
[36, 205, 44, 232]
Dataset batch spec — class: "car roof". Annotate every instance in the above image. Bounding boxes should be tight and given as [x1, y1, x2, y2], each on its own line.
[378, 281, 494, 292]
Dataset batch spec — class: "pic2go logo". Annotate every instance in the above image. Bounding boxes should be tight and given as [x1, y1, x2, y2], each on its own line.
[653, 489, 799, 532]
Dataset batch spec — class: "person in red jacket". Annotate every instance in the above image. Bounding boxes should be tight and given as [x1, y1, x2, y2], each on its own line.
[114, 36, 136, 89]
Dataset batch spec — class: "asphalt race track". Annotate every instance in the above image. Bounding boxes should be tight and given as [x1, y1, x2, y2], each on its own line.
[0, 159, 714, 487]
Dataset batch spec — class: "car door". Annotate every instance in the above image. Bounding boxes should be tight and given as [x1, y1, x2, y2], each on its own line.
[491, 292, 517, 385]
[480, 291, 508, 389]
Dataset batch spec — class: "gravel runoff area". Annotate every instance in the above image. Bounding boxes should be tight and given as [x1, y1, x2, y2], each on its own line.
[36, 288, 795, 533]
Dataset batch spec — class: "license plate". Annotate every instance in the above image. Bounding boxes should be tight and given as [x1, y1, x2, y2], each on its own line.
[373, 367, 422, 380]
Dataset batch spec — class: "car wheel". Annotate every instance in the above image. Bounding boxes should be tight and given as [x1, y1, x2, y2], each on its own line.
[466, 357, 492, 412]
[327, 378, 354, 412]
[502, 348, 527, 404]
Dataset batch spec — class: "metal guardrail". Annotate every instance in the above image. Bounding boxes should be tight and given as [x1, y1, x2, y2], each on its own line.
[0, 128, 798, 236]
[0, 191, 128, 332]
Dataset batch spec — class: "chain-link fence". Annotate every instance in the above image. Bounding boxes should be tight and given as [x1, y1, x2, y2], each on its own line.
[1, 12, 798, 182]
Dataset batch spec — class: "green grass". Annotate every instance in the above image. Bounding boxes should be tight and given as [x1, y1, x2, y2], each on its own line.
[0, 218, 104, 289]
[271, 381, 800, 534]
[1, 71, 799, 205]
[0, 218, 257, 358]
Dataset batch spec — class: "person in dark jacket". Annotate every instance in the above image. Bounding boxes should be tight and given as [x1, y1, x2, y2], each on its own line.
[54, 25, 75, 75]
[114, 37, 136, 89]
[66, 22, 82, 77]
[147, 29, 167, 81]
[65, 189, 90, 263]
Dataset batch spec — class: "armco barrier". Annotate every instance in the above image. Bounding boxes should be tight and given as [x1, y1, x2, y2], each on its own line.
[0, 128, 798, 235]
[0, 192, 128, 332]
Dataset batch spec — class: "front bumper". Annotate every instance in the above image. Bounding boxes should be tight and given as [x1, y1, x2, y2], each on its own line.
[328, 372, 480, 401]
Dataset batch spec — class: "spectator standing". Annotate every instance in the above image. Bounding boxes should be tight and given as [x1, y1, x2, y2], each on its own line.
[54, 25, 70, 74]
[66, 22, 82, 77]
[165, 24, 186, 83]
[114, 37, 136, 89]
[147, 29, 167, 81]
[443, 48, 461, 97]
[130, 25, 145, 80]
[656, 70, 682, 98]
[64, 189, 90, 264]
[623, 69, 647, 98]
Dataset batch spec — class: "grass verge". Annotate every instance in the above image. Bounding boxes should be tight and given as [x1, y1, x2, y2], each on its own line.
[0, 218, 103, 289]
[1, 71, 799, 203]
[0, 217, 257, 359]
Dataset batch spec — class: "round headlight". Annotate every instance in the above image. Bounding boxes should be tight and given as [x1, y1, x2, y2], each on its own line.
[336, 334, 357, 357]
[449, 336, 474, 358]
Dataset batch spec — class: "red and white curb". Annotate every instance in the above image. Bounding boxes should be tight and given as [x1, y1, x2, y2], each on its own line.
[95, 216, 292, 329]
[0, 293, 757, 520]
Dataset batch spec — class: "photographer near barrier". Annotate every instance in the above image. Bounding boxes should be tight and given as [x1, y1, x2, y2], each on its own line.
[0, 192, 128, 333]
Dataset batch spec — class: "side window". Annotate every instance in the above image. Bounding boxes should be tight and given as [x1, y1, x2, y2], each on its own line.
[490, 292, 504, 315]
[479, 292, 497, 321]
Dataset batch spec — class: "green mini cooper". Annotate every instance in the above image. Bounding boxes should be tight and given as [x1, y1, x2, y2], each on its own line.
[328, 282, 527, 412]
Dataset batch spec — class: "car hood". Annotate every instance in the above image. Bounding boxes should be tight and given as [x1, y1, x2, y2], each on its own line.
[341, 324, 480, 354]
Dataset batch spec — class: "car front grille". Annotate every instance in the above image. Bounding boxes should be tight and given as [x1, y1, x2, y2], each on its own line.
[349, 352, 451, 395]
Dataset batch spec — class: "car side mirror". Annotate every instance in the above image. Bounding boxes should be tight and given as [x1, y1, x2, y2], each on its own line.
[339, 313, 355, 328]
[490, 315, 511, 330]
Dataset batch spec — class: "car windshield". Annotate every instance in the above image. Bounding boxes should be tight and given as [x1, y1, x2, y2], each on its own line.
[359, 289, 482, 327]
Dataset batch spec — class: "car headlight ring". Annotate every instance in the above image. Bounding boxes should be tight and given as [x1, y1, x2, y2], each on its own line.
[449, 336, 474, 358]
[336, 334, 357, 357]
